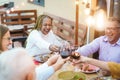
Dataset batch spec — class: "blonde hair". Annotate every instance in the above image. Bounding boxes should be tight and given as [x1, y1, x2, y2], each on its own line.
[34, 15, 53, 31]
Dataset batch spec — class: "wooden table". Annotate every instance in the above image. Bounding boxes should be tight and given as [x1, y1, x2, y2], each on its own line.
[48, 62, 98, 80]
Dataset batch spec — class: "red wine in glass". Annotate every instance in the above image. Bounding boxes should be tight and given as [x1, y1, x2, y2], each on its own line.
[71, 52, 80, 59]
[60, 50, 70, 59]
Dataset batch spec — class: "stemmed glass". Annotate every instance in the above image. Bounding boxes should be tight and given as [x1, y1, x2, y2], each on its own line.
[60, 42, 80, 60]
[59, 41, 71, 58]
[59, 43, 81, 71]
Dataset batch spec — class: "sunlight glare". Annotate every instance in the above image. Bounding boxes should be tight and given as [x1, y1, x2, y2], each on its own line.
[94, 10, 107, 31]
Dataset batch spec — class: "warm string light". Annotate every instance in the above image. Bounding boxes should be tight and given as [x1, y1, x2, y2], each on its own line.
[6, 10, 10, 14]
[94, 9, 107, 31]
[75, 0, 79, 5]
[10, 7, 14, 11]
[86, 16, 94, 26]
[5, 2, 25, 14]
[30, 0, 34, 2]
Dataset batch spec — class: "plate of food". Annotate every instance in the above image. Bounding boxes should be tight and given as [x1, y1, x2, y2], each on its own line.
[80, 64, 100, 74]
[58, 71, 86, 80]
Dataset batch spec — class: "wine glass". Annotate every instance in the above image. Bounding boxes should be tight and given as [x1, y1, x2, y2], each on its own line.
[60, 50, 70, 58]
[70, 52, 80, 59]
[59, 41, 71, 58]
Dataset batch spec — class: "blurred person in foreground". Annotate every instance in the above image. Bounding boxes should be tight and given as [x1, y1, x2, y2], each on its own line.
[72, 55, 120, 79]
[0, 48, 69, 80]
[0, 25, 69, 80]
[73, 17, 120, 76]
[26, 15, 69, 62]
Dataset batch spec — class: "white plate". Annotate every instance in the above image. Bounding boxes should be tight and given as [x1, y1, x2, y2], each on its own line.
[81, 67, 100, 73]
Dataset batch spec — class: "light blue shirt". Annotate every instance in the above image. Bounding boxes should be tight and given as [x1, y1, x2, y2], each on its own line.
[36, 63, 54, 80]
[76, 36, 120, 63]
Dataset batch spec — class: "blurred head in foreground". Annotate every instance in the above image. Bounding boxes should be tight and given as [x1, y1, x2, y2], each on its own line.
[0, 48, 36, 80]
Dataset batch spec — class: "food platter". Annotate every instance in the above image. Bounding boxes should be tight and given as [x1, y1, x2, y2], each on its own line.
[80, 64, 100, 74]
[81, 67, 100, 74]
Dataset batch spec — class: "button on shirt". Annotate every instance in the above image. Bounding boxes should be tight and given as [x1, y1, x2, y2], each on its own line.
[76, 36, 120, 63]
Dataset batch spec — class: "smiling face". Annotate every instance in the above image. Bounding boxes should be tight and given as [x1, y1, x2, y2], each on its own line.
[2, 31, 12, 51]
[41, 17, 52, 35]
[105, 21, 120, 44]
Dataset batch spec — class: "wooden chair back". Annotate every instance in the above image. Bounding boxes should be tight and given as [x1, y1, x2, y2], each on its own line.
[44, 12, 87, 46]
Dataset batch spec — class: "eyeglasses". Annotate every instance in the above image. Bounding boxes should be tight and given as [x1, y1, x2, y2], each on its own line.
[3, 37, 12, 41]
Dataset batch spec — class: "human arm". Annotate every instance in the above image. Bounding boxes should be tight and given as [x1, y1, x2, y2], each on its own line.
[76, 37, 102, 56]
[35, 54, 69, 80]
[46, 54, 69, 71]
[36, 64, 54, 80]
[26, 30, 51, 54]
[35, 54, 59, 80]
[85, 58, 120, 78]
[73, 56, 120, 79]
[72, 56, 110, 71]
[26, 30, 59, 55]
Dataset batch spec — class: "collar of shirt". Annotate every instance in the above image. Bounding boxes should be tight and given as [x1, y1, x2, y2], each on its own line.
[103, 36, 120, 46]
[39, 30, 52, 37]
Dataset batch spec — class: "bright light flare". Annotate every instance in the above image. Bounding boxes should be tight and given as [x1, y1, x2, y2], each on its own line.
[10, 8, 15, 12]
[30, 0, 34, 2]
[6, 10, 10, 14]
[94, 10, 107, 31]
[85, 8, 90, 15]
[75, 0, 79, 5]
[86, 16, 94, 26]
[21, 2, 25, 6]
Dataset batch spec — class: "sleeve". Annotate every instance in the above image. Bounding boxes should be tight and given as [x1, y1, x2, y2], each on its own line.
[36, 62, 49, 71]
[35, 63, 55, 80]
[27, 30, 51, 53]
[108, 62, 120, 79]
[76, 37, 100, 56]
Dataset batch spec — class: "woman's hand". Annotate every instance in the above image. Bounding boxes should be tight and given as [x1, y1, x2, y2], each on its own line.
[46, 54, 59, 66]
[49, 44, 60, 52]
[52, 55, 70, 71]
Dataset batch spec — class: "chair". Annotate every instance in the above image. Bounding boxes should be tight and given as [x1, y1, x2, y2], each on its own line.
[0, 10, 37, 47]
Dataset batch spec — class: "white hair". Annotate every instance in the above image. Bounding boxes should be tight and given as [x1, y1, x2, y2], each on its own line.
[0, 48, 35, 80]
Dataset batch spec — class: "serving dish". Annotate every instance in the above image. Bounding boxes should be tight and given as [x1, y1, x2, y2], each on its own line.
[80, 64, 100, 74]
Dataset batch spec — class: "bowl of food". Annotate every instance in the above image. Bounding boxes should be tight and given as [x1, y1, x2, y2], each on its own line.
[58, 71, 86, 80]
